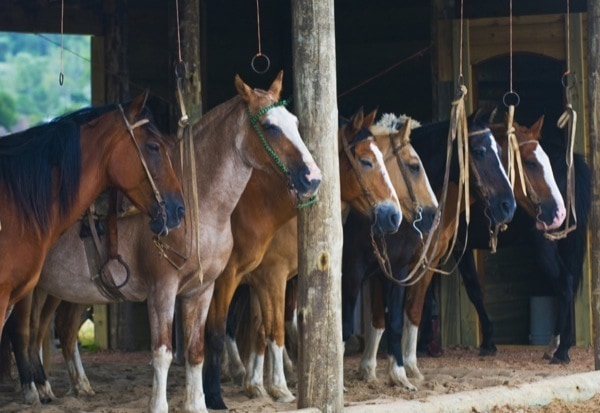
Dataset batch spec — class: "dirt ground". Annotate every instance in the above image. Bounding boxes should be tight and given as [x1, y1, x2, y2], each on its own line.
[0, 345, 598, 412]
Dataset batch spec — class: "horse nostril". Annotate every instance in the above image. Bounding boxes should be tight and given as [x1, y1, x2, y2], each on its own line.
[177, 205, 185, 221]
[390, 211, 401, 228]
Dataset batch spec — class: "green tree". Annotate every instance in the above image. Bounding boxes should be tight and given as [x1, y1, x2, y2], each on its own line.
[0, 91, 17, 130]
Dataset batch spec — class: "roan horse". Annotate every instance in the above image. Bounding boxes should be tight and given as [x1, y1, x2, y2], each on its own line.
[0, 92, 185, 403]
[202, 109, 402, 409]
[350, 110, 518, 391]
[1, 72, 321, 412]
[453, 115, 590, 363]
[219, 114, 438, 405]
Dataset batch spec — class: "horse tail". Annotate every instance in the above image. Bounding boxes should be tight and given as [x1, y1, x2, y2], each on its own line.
[0, 320, 14, 382]
[564, 153, 591, 294]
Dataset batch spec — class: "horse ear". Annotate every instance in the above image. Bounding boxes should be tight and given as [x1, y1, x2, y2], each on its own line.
[235, 74, 253, 103]
[351, 107, 365, 131]
[268, 70, 284, 100]
[400, 117, 411, 145]
[363, 108, 378, 129]
[530, 115, 544, 138]
[489, 106, 498, 124]
[128, 92, 147, 119]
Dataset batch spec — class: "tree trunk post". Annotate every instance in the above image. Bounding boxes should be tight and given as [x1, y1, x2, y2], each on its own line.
[587, 0, 600, 371]
[291, 1, 343, 411]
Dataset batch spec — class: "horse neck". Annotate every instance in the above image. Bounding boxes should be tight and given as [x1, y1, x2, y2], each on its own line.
[181, 97, 255, 225]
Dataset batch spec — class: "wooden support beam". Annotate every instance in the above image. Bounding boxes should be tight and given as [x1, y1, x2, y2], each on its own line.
[587, 0, 600, 371]
[292, 0, 343, 410]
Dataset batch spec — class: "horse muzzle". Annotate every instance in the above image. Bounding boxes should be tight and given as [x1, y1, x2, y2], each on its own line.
[372, 201, 402, 235]
[149, 193, 185, 236]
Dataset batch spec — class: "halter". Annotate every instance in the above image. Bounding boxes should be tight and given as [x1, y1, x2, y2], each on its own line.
[118, 104, 168, 227]
[247, 98, 317, 209]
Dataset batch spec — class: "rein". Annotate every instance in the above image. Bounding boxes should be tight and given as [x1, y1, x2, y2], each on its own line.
[247, 99, 317, 209]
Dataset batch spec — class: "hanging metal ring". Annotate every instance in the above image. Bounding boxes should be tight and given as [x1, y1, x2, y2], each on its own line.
[502, 91, 520, 108]
[251, 53, 270, 74]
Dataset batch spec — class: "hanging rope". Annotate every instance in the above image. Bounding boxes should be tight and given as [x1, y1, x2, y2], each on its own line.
[251, 0, 270, 74]
[545, 0, 578, 240]
[59, 0, 65, 85]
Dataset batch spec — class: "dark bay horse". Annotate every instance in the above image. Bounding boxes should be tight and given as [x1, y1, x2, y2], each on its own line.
[0, 91, 185, 403]
[1, 72, 321, 411]
[454, 116, 590, 363]
[351, 110, 517, 390]
[202, 108, 402, 409]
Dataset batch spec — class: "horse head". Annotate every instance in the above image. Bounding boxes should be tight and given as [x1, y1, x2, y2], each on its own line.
[235, 71, 321, 204]
[467, 110, 516, 225]
[102, 92, 185, 236]
[338, 108, 402, 234]
[492, 115, 566, 230]
[371, 114, 438, 237]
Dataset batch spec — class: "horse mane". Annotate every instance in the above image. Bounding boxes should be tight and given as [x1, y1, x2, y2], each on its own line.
[0, 104, 118, 232]
[371, 113, 421, 135]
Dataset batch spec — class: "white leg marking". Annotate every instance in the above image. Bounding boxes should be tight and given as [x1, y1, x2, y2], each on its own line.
[243, 351, 267, 398]
[359, 325, 384, 382]
[402, 313, 424, 380]
[544, 334, 561, 360]
[225, 335, 245, 385]
[66, 344, 95, 395]
[149, 345, 172, 413]
[266, 340, 295, 402]
[387, 355, 417, 391]
[184, 361, 207, 413]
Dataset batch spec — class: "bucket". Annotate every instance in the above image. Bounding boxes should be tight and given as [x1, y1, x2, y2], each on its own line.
[529, 296, 556, 345]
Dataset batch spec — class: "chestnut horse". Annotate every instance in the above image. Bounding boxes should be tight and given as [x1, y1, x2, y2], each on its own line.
[221, 114, 440, 404]
[357, 115, 568, 390]
[1, 72, 321, 412]
[202, 109, 402, 409]
[352, 111, 518, 390]
[453, 116, 589, 363]
[0, 91, 185, 403]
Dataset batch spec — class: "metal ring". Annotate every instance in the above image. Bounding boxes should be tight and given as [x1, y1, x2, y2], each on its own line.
[502, 91, 520, 108]
[59, 72, 64, 86]
[251, 53, 270, 74]
[561, 71, 577, 89]
[175, 60, 188, 79]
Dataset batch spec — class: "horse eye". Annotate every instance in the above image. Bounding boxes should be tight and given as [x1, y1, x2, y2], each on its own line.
[408, 163, 420, 174]
[146, 142, 160, 153]
[359, 158, 374, 169]
[471, 147, 486, 158]
[524, 159, 537, 168]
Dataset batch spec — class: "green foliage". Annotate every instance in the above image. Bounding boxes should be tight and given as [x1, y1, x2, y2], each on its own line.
[0, 32, 91, 129]
[0, 91, 17, 129]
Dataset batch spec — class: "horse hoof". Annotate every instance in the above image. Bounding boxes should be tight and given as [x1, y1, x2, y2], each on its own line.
[542, 352, 553, 360]
[550, 355, 570, 365]
[205, 393, 228, 410]
[478, 347, 498, 357]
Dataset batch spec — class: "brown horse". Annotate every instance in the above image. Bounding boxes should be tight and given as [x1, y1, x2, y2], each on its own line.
[0, 91, 185, 402]
[357, 115, 566, 391]
[221, 115, 439, 404]
[1, 72, 321, 411]
[201, 108, 402, 409]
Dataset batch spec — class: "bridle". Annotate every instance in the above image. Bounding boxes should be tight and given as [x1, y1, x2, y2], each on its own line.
[247, 99, 317, 209]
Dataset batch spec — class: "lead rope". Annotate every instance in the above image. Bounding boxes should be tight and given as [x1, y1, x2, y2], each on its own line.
[544, 0, 577, 241]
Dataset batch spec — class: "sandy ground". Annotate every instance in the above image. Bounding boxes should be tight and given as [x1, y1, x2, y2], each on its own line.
[0, 345, 598, 412]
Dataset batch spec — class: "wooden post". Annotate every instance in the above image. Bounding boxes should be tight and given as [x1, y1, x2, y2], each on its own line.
[291, 0, 343, 411]
[587, 0, 600, 370]
[169, 0, 203, 364]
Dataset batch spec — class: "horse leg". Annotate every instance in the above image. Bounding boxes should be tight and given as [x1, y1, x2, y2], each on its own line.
[54, 300, 95, 396]
[359, 277, 385, 382]
[403, 271, 434, 381]
[204, 276, 243, 410]
[224, 296, 245, 385]
[180, 285, 213, 413]
[27, 289, 57, 402]
[255, 276, 295, 403]
[456, 250, 497, 356]
[146, 284, 178, 413]
[242, 289, 268, 399]
[6, 293, 41, 405]
[383, 271, 416, 391]
[283, 277, 298, 363]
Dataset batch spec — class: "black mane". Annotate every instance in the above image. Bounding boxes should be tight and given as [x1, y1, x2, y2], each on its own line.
[0, 104, 118, 231]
